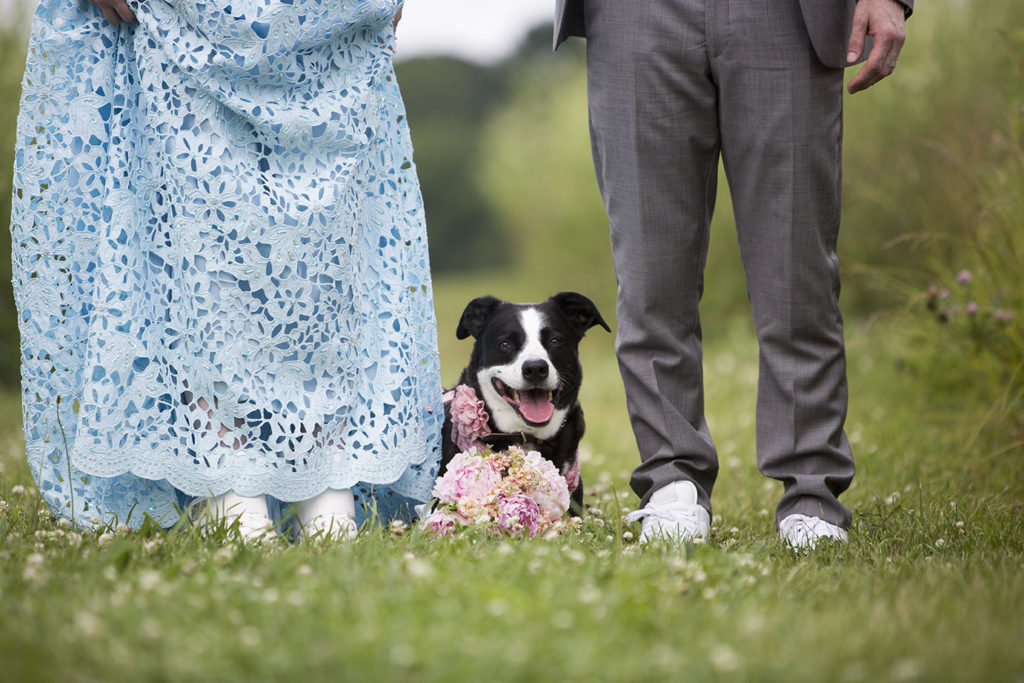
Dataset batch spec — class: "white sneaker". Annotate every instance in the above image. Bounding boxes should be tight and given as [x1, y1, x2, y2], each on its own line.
[196, 492, 276, 543]
[296, 514, 358, 542]
[625, 481, 711, 544]
[779, 514, 848, 550]
[294, 488, 358, 542]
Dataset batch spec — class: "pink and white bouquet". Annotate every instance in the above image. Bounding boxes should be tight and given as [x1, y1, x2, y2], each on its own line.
[423, 446, 571, 538]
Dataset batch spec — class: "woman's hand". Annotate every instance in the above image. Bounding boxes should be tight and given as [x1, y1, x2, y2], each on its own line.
[393, 7, 403, 32]
[87, 0, 136, 26]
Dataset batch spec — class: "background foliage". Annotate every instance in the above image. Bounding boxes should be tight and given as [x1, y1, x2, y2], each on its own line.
[1, 3, 1022, 389]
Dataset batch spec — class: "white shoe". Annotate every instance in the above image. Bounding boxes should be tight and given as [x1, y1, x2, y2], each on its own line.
[779, 514, 848, 550]
[297, 514, 358, 542]
[197, 492, 276, 543]
[294, 489, 357, 542]
[625, 481, 711, 544]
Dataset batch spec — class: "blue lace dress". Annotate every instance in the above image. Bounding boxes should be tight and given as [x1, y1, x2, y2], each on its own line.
[9, 0, 443, 528]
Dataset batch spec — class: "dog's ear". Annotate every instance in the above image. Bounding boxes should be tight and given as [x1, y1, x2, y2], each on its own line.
[456, 296, 503, 340]
[550, 292, 611, 337]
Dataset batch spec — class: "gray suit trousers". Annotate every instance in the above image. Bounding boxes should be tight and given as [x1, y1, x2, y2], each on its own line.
[585, 0, 854, 528]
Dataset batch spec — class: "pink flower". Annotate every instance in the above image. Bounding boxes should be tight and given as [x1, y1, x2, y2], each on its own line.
[449, 385, 490, 453]
[966, 301, 979, 316]
[994, 309, 1015, 323]
[424, 510, 466, 538]
[432, 451, 502, 506]
[496, 494, 541, 537]
[957, 270, 973, 285]
[522, 450, 571, 522]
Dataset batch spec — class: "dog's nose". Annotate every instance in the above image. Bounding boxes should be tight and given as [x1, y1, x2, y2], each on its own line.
[521, 360, 549, 382]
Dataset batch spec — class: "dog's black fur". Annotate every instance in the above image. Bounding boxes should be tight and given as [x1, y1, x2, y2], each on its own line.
[440, 292, 610, 514]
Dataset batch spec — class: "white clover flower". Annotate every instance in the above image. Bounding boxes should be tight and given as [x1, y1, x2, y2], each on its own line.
[485, 599, 508, 617]
[213, 546, 235, 565]
[75, 611, 103, 637]
[403, 556, 434, 579]
[22, 553, 46, 583]
[577, 584, 601, 604]
[11, 485, 26, 496]
[142, 537, 163, 556]
[137, 569, 162, 592]
[709, 645, 740, 672]
[97, 533, 115, 548]
[552, 611, 573, 629]
[140, 618, 162, 641]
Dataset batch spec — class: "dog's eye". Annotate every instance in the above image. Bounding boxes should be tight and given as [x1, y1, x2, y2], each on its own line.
[550, 336, 564, 346]
[498, 341, 513, 353]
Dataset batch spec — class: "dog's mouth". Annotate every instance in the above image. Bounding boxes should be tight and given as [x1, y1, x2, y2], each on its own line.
[491, 378, 560, 426]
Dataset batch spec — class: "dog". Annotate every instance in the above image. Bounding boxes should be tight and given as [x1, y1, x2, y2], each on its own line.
[440, 292, 610, 514]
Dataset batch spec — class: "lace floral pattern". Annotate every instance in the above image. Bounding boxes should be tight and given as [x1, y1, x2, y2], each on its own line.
[10, 0, 443, 527]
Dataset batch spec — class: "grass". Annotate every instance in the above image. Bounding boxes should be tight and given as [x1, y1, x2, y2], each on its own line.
[1, 305, 1022, 682]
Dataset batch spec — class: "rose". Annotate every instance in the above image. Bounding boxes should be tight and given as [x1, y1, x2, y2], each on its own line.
[496, 494, 541, 537]
[449, 385, 490, 453]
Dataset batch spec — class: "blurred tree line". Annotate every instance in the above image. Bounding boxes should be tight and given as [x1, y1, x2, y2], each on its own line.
[2, 1, 1022, 389]
[395, 26, 575, 274]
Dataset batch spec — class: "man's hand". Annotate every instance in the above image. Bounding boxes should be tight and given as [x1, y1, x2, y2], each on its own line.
[87, 0, 135, 26]
[846, 0, 906, 94]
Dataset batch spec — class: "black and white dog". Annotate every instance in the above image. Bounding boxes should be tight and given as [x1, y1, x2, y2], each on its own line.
[440, 292, 610, 514]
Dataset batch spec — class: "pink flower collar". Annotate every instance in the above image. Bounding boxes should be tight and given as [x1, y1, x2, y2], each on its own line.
[443, 384, 581, 491]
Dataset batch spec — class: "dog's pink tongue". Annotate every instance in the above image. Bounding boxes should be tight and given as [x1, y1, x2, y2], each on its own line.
[519, 390, 555, 424]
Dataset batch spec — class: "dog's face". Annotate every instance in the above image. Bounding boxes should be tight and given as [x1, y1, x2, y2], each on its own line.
[456, 292, 610, 441]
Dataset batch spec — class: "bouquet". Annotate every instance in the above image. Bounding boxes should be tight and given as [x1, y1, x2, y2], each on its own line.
[423, 446, 571, 538]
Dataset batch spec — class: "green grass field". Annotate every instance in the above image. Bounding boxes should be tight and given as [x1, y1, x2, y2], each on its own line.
[2, 284, 1021, 682]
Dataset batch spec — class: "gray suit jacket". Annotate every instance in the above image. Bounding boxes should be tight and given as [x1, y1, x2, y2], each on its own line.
[554, 0, 913, 69]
